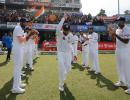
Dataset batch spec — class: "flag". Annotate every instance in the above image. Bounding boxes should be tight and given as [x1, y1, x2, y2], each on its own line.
[34, 5, 45, 19]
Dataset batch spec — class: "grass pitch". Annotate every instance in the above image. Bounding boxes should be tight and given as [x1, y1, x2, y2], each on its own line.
[0, 54, 130, 100]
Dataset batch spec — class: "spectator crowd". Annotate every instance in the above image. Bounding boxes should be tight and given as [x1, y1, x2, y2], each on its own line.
[0, 9, 105, 25]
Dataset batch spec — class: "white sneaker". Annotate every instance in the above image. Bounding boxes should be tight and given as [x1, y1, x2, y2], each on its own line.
[20, 83, 26, 88]
[89, 68, 95, 72]
[12, 88, 25, 94]
[21, 73, 26, 77]
[114, 81, 126, 87]
[30, 67, 34, 71]
[94, 72, 100, 74]
[59, 85, 64, 92]
[125, 88, 130, 94]
[82, 64, 86, 67]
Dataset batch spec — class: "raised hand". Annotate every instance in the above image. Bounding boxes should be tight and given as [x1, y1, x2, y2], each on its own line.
[64, 13, 68, 20]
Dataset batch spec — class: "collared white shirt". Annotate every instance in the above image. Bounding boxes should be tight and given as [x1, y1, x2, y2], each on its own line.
[56, 18, 72, 52]
[56, 31, 73, 52]
[13, 24, 26, 48]
[116, 25, 130, 49]
[88, 32, 98, 50]
[71, 34, 78, 44]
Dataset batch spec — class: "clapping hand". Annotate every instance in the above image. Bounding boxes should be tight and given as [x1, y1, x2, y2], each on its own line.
[108, 24, 116, 36]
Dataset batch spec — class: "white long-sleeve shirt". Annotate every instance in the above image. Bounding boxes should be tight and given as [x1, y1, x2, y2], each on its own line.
[13, 25, 26, 48]
[88, 32, 98, 50]
[79, 34, 89, 46]
[116, 26, 130, 49]
[56, 18, 72, 52]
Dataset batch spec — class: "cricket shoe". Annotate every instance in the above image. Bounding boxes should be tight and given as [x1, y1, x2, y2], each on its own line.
[89, 68, 95, 72]
[94, 71, 101, 75]
[30, 67, 34, 71]
[114, 81, 126, 87]
[12, 88, 25, 94]
[20, 83, 26, 88]
[59, 83, 64, 92]
[125, 88, 130, 95]
[59, 85, 64, 92]
[82, 64, 87, 67]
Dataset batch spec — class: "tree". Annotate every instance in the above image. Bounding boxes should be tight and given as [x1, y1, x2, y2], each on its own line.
[124, 10, 130, 15]
[97, 9, 107, 16]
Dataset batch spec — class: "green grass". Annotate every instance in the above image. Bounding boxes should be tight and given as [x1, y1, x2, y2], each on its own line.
[0, 54, 130, 100]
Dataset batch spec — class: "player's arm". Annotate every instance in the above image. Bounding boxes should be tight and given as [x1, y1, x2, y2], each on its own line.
[15, 27, 27, 43]
[56, 18, 65, 33]
[82, 34, 89, 46]
[56, 14, 68, 35]
[83, 35, 89, 41]
[17, 33, 33, 43]
[108, 27, 129, 44]
[82, 40, 88, 46]
[115, 34, 129, 44]
[26, 29, 39, 41]
[17, 36, 26, 43]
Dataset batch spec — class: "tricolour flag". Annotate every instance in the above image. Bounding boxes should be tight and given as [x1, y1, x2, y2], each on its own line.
[34, 5, 45, 19]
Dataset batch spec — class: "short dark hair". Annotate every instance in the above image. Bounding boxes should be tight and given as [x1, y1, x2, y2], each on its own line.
[20, 18, 28, 23]
[63, 23, 70, 31]
[116, 17, 126, 22]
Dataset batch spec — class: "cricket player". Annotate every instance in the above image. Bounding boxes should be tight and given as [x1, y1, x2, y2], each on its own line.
[88, 26, 100, 74]
[26, 20, 38, 71]
[79, 30, 89, 68]
[71, 31, 78, 63]
[12, 18, 28, 93]
[26, 25, 34, 71]
[56, 14, 72, 91]
[12, 18, 37, 93]
[109, 17, 130, 94]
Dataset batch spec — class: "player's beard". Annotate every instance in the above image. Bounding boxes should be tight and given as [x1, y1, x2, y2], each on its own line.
[21, 23, 26, 30]
[89, 32, 93, 34]
[63, 31, 69, 36]
[118, 22, 125, 29]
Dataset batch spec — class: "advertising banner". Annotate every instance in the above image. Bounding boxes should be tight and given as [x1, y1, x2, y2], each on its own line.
[42, 41, 116, 51]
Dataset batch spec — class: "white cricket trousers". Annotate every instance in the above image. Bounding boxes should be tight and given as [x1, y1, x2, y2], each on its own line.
[57, 51, 72, 86]
[34, 44, 39, 57]
[89, 45, 100, 72]
[23, 44, 28, 67]
[12, 46, 24, 90]
[72, 43, 78, 62]
[27, 43, 33, 68]
[116, 48, 130, 87]
[82, 45, 89, 67]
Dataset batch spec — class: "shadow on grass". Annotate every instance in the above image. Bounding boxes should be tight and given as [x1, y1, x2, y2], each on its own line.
[33, 57, 39, 65]
[60, 84, 75, 100]
[87, 71, 118, 91]
[0, 61, 8, 67]
[21, 68, 33, 84]
[71, 63, 85, 71]
[0, 78, 19, 100]
[21, 57, 37, 84]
